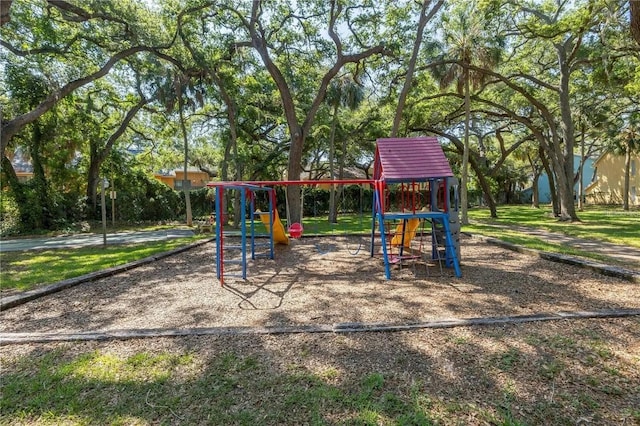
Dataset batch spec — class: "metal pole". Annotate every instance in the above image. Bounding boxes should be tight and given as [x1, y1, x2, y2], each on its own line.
[101, 179, 107, 246]
[111, 172, 115, 226]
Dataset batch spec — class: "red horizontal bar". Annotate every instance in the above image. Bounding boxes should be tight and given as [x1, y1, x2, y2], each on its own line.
[206, 179, 374, 187]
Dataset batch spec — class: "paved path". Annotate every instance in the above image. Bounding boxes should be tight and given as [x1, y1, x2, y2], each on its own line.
[482, 224, 640, 268]
[0, 229, 196, 252]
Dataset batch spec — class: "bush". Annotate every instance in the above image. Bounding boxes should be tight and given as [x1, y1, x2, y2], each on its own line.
[0, 189, 20, 236]
[113, 170, 182, 221]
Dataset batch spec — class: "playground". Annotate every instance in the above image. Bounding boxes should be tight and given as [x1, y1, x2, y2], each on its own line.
[2, 137, 638, 335]
[2, 137, 639, 424]
[209, 137, 462, 285]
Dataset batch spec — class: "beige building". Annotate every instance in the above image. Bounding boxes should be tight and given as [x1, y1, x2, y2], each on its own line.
[585, 151, 639, 206]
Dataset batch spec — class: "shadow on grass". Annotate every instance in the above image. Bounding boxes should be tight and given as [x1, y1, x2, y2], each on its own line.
[2, 318, 639, 425]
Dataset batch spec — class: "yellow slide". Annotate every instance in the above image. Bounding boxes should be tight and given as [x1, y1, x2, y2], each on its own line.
[257, 209, 289, 245]
[391, 218, 421, 248]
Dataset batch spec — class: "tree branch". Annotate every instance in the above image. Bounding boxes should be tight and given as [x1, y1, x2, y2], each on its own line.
[1, 46, 155, 160]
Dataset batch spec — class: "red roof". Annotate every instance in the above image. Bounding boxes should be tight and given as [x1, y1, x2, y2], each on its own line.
[374, 137, 453, 181]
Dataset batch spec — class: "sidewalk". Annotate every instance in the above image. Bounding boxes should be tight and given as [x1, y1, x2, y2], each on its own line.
[0, 229, 196, 252]
[476, 223, 640, 272]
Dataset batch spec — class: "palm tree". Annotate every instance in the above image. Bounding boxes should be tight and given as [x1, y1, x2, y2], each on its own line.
[157, 70, 205, 226]
[326, 75, 364, 223]
[430, 1, 503, 225]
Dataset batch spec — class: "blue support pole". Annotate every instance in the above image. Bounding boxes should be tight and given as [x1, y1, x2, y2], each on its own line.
[379, 212, 391, 279]
[441, 218, 462, 277]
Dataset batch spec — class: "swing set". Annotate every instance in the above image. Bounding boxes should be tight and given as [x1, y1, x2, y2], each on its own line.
[292, 184, 368, 255]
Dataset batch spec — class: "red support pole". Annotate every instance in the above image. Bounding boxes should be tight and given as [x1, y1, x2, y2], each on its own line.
[218, 189, 224, 287]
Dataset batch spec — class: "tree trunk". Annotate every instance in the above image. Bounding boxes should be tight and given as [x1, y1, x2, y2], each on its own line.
[631, 0, 640, 45]
[328, 102, 339, 223]
[531, 173, 540, 208]
[556, 44, 579, 221]
[178, 99, 192, 226]
[286, 129, 304, 225]
[539, 147, 559, 215]
[0, 0, 12, 26]
[460, 64, 471, 225]
[30, 121, 51, 228]
[213, 72, 237, 225]
[473, 163, 497, 218]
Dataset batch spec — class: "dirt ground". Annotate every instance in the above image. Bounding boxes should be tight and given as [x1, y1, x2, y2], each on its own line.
[1, 236, 638, 334]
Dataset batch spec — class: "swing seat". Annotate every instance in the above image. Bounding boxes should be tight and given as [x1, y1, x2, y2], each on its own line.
[288, 222, 304, 238]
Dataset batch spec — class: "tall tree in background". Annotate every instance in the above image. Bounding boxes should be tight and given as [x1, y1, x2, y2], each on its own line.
[157, 71, 206, 227]
[432, 1, 503, 224]
[0, 0, 12, 26]
[224, 0, 387, 224]
[391, 0, 443, 137]
[327, 75, 364, 223]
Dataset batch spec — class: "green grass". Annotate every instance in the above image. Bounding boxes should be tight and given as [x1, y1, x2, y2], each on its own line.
[0, 349, 428, 425]
[465, 205, 640, 267]
[2, 320, 638, 425]
[0, 237, 206, 293]
[467, 205, 640, 248]
[0, 349, 512, 425]
[283, 214, 371, 235]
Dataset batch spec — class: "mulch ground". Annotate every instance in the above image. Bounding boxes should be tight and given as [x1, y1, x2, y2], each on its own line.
[1, 236, 638, 334]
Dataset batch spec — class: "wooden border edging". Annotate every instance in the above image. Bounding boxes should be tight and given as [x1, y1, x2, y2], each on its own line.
[477, 236, 640, 283]
[0, 238, 214, 311]
[1, 308, 638, 345]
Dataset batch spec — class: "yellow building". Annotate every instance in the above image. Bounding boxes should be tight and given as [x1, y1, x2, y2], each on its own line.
[585, 152, 639, 206]
[154, 169, 211, 190]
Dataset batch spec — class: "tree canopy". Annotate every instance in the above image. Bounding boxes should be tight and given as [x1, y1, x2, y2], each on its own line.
[1, 0, 638, 233]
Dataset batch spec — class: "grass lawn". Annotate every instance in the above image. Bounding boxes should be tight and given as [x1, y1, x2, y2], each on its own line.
[467, 205, 640, 248]
[465, 205, 640, 267]
[1, 318, 638, 425]
[0, 236, 208, 294]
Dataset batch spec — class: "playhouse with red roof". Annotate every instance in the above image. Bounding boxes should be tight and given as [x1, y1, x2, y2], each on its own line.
[371, 137, 461, 278]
